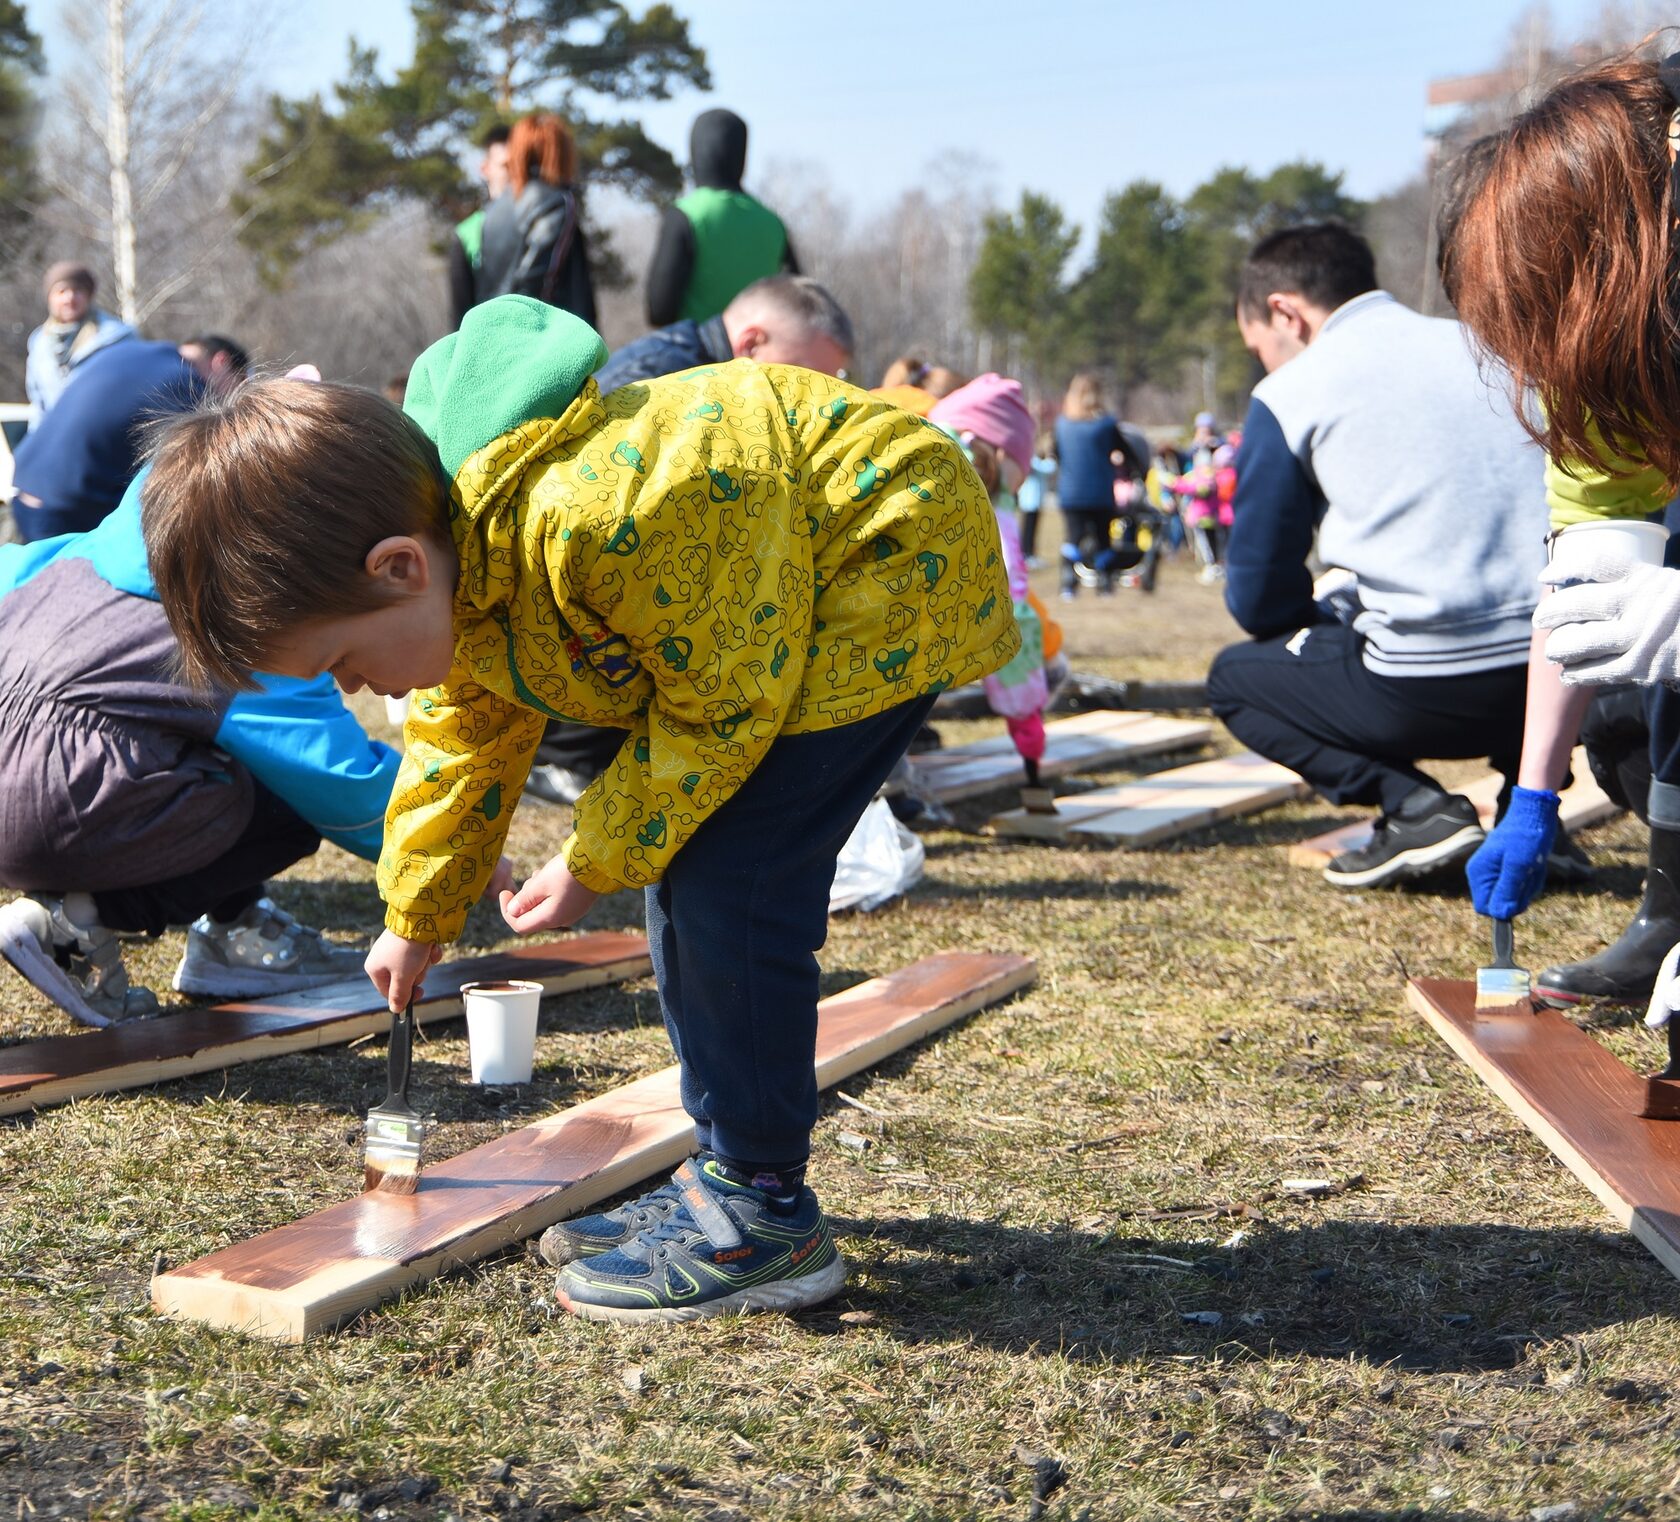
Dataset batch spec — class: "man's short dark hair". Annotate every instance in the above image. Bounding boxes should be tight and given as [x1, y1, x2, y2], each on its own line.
[727, 274, 854, 357]
[184, 334, 251, 376]
[480, 123, 511, 148]
[1236, 223, 1378, 320]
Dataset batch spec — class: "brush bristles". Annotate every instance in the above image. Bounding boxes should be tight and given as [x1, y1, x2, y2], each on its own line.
[1474, 971, 1532, 1010]
[364, 1159, 420, 1194]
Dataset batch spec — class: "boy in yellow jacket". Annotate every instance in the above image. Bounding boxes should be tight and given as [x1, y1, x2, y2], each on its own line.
[142, 295, 1014, 1323]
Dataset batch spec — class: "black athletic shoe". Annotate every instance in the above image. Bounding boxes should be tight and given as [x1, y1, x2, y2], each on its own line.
[1323, 793, 1485, 889]
[524, 762, 592, 806]
[1544, 831, 1595, 885]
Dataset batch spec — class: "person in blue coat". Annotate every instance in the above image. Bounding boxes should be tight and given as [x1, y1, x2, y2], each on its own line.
[0, 469, 406, 1026]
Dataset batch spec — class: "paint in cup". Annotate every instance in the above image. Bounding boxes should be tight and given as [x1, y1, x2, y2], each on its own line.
[1545, 519, 1668, 586]
[460, 979, 542, 1084]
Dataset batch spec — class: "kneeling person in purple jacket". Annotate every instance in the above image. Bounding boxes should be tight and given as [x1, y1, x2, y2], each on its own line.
[0, 469, 403, 1026]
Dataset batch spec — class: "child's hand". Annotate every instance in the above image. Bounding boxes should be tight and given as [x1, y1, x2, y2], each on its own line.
[499, 853, 599, 934]
[366, 929, 444, 1012]
[483, 855, 515, 902]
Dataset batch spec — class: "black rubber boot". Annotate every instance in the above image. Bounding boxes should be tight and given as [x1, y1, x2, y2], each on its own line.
[1535, 824, 1680, 1007]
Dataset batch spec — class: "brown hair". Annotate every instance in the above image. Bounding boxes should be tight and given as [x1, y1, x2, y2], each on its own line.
[507, 113, 578, 194]
[142, 380, 452, 691]
[1442, 53, 1680, 482]
[1062, 373, 1107, 421]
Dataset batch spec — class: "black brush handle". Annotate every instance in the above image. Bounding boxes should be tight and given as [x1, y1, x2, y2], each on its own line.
[386, 996, 414, 1107]
[1492, 917, 1514, 970]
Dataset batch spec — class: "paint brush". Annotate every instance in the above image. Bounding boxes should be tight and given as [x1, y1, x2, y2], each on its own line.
[1019, 756, 1058, 817]
[1474, 917, 1531, 1010]
[364, 995, 426, 1195]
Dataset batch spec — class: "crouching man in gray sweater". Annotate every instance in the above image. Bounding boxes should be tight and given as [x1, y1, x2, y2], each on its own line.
[1205, 223, 1587, 890]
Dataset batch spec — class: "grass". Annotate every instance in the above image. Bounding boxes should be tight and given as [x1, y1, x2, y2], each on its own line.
[4, 548, 1680, 1519]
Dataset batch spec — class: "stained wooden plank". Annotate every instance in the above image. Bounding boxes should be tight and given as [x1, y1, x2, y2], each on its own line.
[1407, 977, 1680, 1284]
[990, 751, 1309, 843]
[916, 710, 1212, 803]
[152, 951, 1036, 1340]
[1287, 751, 1618, 869]
[0, 933, 651, 1117]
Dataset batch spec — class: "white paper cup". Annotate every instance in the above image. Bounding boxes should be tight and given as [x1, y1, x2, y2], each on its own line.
[1546, 519, 1668, 583]
[461, 979, 542, 1084]
[384, 693, 411, 728]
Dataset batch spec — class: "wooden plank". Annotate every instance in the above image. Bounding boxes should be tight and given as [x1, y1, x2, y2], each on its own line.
[1285, 751, 1619, 869]
[152, 951, 1037, 1341]
[917, 710, 1212, 803]
[990, 751, 1309, 843]
[0, 933, 651, 1117]
[1407, 977, 1680, 1285]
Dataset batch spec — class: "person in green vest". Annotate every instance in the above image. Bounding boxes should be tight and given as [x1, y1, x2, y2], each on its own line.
[448, 124, 511, 330]
[645, 108, 798, 327]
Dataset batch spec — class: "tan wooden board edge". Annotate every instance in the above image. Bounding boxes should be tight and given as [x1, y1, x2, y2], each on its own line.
[1287, 750, 1618, 870]
[1406, 978, 1680, 1285]
[152, 951, 1037, 1341]
[989, 751, 1308, 843]
[0, 933, 652, 1117]
[919, 710, 1213, 804]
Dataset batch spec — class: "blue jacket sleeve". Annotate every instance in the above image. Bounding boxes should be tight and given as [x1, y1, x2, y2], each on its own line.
[1223, 397, 1325, 639]
[214, 675, 401, 862]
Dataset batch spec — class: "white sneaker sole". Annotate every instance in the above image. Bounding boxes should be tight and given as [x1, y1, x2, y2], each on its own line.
[0, 912, 113, 1027]
[557, 1252, 848, 1324]
[1322, 824, 1484, 890]
[171, 961, 366, 999]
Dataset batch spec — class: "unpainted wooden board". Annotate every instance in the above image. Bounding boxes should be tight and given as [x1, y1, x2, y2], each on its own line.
[990, 751, 1309, 844]
[152, 951, 1037, 1341]
[917, 710, 1212, 803]
[1407, 977, 1680, 1285]
[1287, 750, 1618, 869]
[0, 933, 651, 1117]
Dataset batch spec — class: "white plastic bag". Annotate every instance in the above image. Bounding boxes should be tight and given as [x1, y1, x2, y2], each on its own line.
[829, 797, 925, 913]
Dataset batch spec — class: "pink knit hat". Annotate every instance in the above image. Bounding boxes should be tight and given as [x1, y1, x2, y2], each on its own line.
[929, 374, 1034, 480]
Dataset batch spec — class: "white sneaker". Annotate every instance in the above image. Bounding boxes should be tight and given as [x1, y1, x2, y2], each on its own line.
[0, 894, 161, 1026]
[172, 897, 365, 998]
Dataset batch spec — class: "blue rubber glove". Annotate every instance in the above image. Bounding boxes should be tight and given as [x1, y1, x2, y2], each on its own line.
[1466, 786, 1561, 920]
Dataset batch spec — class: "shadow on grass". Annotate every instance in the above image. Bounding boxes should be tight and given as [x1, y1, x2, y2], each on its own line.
[822, 1213, 1678, 1375]
[910, 874, 1177, 905]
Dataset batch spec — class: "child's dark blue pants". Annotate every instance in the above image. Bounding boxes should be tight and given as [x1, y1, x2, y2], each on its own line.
[644, 694, 938, 1175]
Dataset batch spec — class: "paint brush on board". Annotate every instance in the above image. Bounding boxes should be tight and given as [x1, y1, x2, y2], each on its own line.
[1019, 756, 1058, 817]
[1474, 917, 1531, 1010]
[364, 995, 426, 1195]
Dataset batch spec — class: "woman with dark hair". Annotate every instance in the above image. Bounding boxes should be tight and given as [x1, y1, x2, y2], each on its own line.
[475, 113, 597, 325]
[1442, 49, 1680, 1007]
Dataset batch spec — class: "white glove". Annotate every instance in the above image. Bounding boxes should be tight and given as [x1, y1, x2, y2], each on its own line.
[1533, 555, 1680, 687]
[1645, 940, 1680, 1029]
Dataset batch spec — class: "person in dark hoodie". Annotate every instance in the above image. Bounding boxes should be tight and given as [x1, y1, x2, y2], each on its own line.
[475, 113, 596, 326]
[645, 108, 797, 328]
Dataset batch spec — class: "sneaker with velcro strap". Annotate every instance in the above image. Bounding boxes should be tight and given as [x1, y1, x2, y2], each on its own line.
[537, 1169, 694, 1266]
[554, 1158, 846, 1323]
[172, 897, 365, 998]
[0, 893, 159, 1026]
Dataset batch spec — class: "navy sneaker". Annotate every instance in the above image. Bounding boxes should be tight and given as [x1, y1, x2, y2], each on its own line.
[554, 1158, 846, 1323]
[537, 1170, 694, 1266]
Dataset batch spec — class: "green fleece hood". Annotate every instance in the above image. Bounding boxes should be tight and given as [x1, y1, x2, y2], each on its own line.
[404, 295, 609, 477]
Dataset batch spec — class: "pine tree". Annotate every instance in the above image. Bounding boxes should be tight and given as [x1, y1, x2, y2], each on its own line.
[236, 0, 710, 282]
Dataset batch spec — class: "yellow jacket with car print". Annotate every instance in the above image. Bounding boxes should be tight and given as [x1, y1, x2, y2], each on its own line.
[380, 296, 1016, 943]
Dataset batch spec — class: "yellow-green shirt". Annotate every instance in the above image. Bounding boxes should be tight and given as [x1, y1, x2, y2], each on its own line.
[379, 360, 1016, 942]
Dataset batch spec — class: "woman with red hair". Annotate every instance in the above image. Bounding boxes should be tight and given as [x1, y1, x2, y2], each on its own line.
[475, 113, 597, 325]
[1442, 47, 1680, 1007]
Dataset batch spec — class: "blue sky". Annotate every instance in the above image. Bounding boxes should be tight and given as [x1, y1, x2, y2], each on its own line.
[158, 0, 1626, 226]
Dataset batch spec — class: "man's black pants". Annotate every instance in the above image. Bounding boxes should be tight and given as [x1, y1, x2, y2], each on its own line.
[1206, 621, 1528, 816]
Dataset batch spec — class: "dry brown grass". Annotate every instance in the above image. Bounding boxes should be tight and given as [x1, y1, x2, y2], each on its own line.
[3, 549, 1679, 1520]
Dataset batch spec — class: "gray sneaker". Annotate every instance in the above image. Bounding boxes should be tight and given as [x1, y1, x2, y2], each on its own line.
[0, 895, 160, 1027]
[172, 898, 365, 998]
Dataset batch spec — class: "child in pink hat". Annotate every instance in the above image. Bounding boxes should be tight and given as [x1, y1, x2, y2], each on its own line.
[929, 375, 1061, 796]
